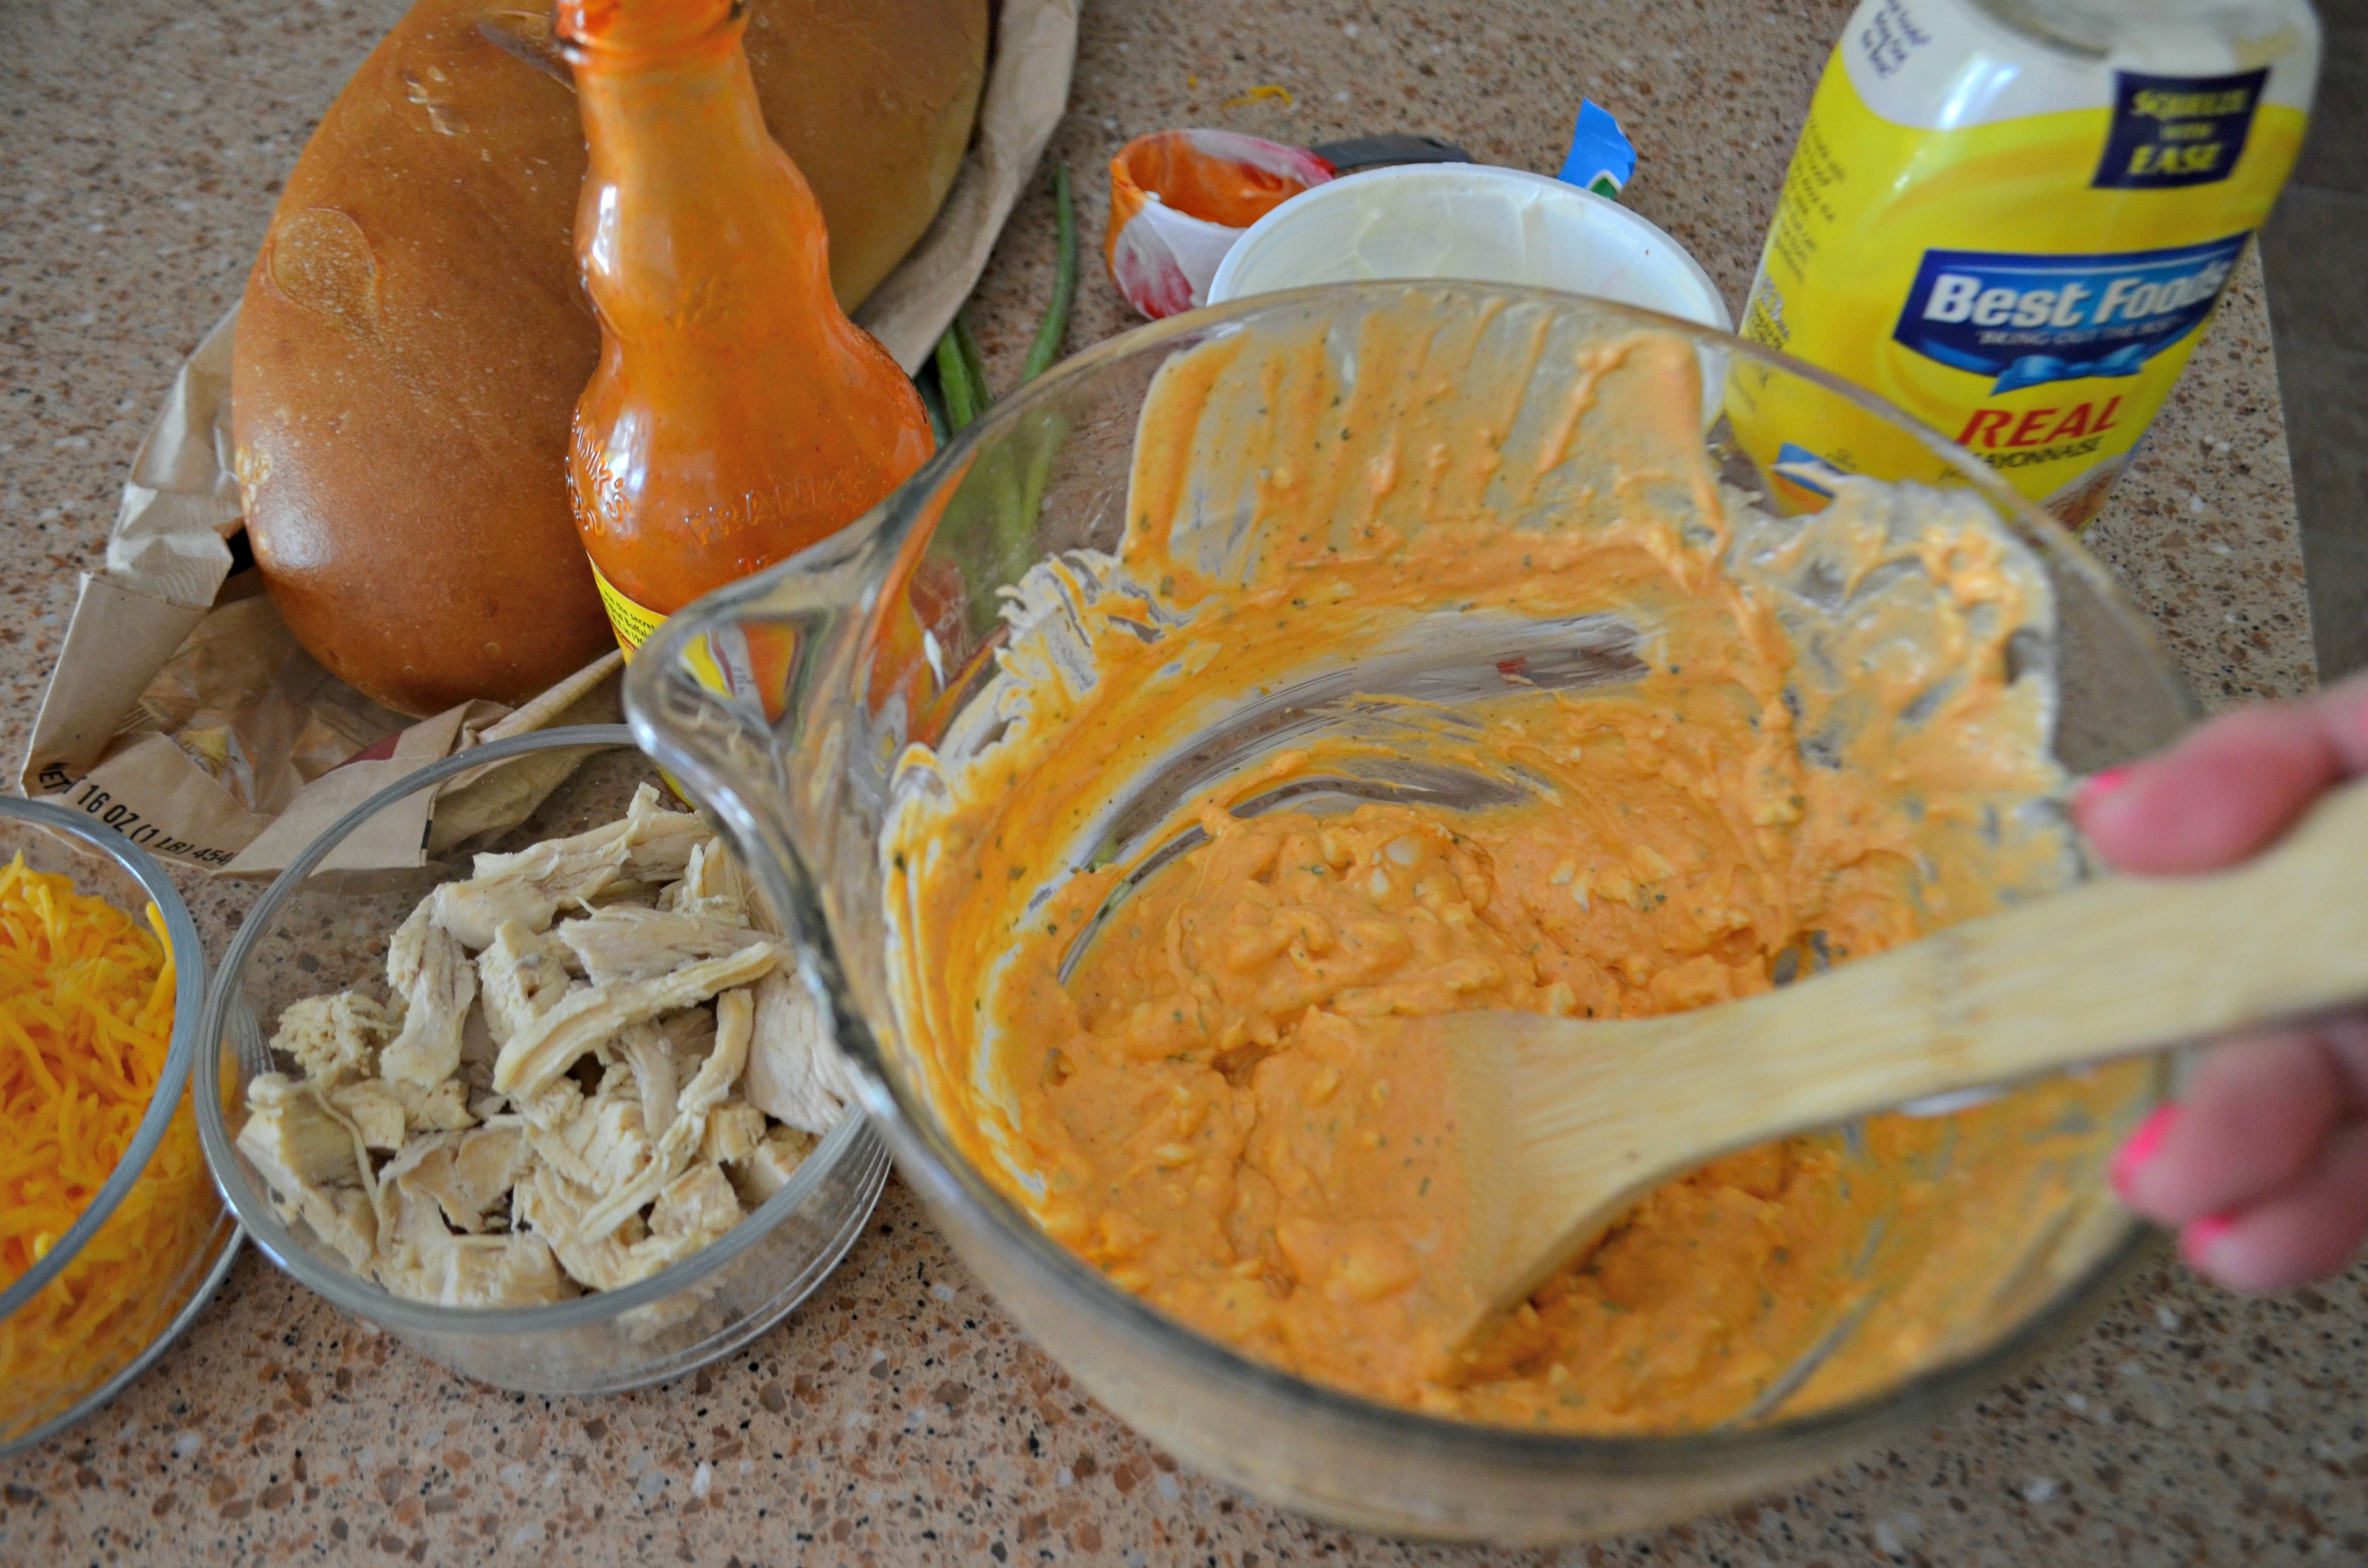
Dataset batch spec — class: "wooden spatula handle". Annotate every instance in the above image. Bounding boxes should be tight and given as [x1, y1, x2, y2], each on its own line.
[1455, 778, 2368, 1323]
[1647, 775, 2368, 1153]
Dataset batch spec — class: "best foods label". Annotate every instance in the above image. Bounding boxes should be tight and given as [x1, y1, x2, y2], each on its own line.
[1729, 0, 2313, 528]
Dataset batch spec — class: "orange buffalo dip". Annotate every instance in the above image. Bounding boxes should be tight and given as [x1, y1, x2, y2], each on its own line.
[884, 297, 2151, 1431]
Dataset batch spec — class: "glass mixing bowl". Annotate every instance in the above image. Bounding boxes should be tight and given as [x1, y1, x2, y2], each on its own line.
[0, 797, 239, 1455]
[627, 283, 2196, 1542]
[193, 727, 890, 1395]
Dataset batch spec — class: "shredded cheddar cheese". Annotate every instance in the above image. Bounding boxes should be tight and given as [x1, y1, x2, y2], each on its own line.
[0, 854, 221, 1438]
[1221, 83, 1294, 109]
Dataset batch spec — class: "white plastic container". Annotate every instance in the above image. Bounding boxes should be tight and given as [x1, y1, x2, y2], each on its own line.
[1206, 164, 1732, 333]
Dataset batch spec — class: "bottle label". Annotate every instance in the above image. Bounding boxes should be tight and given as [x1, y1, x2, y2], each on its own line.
[2093, 70, 2268, 191]
[588, 553, 765, 716]
[1729, 0, 2310, 528]
[590, 558, 667, 657]
[1893, 234, 2250, 393]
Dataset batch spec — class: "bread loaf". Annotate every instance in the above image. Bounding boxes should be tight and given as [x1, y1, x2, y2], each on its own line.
[233, 0, 986, 716]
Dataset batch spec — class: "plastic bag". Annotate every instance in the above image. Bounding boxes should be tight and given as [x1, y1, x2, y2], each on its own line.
[1105, 130, 1334, 318]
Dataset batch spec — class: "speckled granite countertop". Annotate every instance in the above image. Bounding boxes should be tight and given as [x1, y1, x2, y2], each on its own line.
[2, 0, 2357, 1562]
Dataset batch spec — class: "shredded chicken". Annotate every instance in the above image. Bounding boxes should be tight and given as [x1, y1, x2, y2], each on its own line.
[575, 990, 754, 1242]
[462, 784, 709, 918]
[380, 916, 477, 1088]
[238, 790, 835, 1308]
[384, 1121, 531, 1234]
[328, 1079, 410, 1152]
[728, 1125, 819, 1207]
[511, 1165, 655, 1294]
[701, 1102, 768, 1166]
[519, 1157, 744, 1296]
[407, 1077, 477, 1132]
[241, 1073, 366, 1183]
[743, 968, 864, 1135]
[432, 1232, 570, 1308]
[432, 875, 558, 952]
[238, 1074, 377, 1271]
[493, 942, 779, 1097]
[270, 992, 400, 1088]
[435, 1232, 568, 1307]
[557, 906, 772, 988]
[477, 919, 572, 1046]
[617, 1023, 681, 1141]
[388, 899, 432, 993]
[664, 838, 749, 924]
[376, 1183, 568, 1308]
[464, 814, 632, 917]
[648, 1161, 742, 1247]
[618, 785, 712, 884]
[679, 991, 754, 1122]
[524, 1063, 653, 1193]
[662, 1008, 717, 1059]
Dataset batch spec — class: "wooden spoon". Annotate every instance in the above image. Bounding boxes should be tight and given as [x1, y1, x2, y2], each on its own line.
[1376, 776, 2368, 1345]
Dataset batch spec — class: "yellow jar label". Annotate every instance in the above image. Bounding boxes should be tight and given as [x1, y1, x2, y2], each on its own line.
[588, 556, 754, 708]
[1727, 0, 2310, 528]
[590, 558, 667, 658]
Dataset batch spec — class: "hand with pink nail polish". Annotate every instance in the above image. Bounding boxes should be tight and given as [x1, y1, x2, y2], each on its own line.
[2081, 672, 2368, 1292]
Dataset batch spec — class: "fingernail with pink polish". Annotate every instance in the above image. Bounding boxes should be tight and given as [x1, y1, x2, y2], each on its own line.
[2077, 764, 2138, 809]
[2110, 1104, 2179, 1200]
[2179, 1213, 2234, 1269]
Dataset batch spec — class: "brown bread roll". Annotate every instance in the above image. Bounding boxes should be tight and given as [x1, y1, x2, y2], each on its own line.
[233, 0, 986, 715]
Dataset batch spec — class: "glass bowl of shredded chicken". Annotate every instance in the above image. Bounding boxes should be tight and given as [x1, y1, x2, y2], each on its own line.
[0, 796, 240, 1454]
[193, 726, 890, 1394]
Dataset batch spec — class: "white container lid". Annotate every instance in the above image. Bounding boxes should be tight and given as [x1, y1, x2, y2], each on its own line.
[1207, 163, 1733, 334]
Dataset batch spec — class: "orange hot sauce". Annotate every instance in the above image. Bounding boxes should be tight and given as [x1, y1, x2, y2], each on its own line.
[558, 0, 934, 656]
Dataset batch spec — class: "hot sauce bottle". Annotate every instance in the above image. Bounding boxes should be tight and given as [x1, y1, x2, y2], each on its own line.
[556, 0, 934, 655]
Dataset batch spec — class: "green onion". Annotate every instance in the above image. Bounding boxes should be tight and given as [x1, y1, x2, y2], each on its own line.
[933, 321, 979, 434]
[953, 311, 989, 418]
[915, 361, 952, 447]
[913, 162, 1085, 647]
[1022, 164, 1076, 384]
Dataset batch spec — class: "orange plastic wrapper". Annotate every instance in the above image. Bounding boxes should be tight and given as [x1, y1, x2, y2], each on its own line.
[1105, 130, 1334, 318]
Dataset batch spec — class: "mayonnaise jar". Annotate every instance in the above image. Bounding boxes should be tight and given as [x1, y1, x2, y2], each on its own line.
[1730, 0, 2317, 527]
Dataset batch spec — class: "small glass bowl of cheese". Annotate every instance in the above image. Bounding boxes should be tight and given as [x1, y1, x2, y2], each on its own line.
[193, 726, 890, 1394]
[0, 796, 239, 1454]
